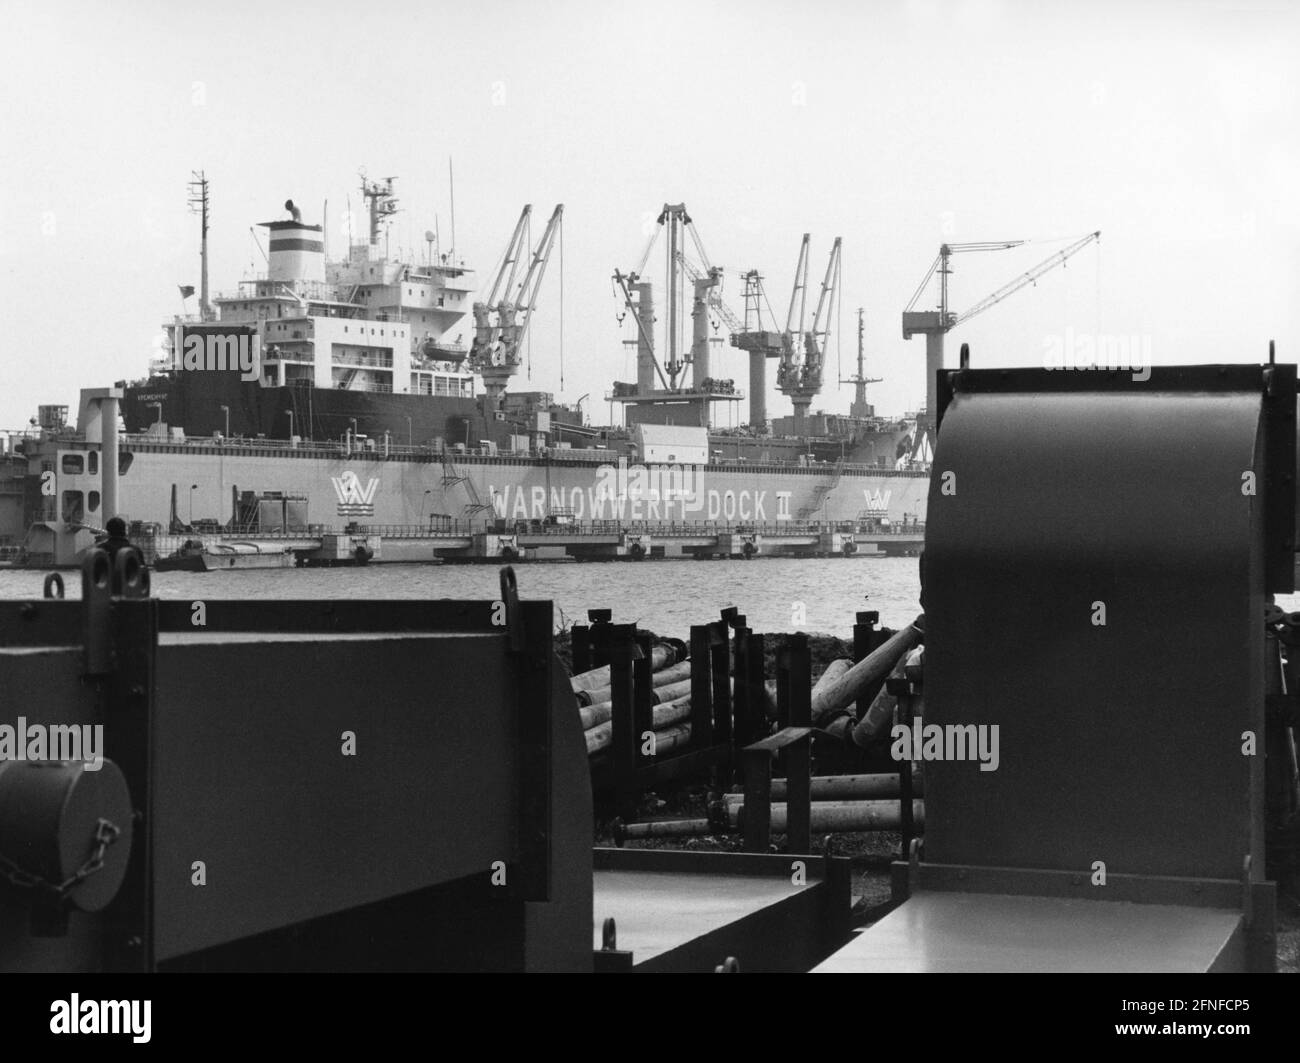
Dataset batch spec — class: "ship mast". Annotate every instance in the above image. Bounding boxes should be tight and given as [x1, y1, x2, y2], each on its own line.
[840, 307, 881, 419]
[360, 175, 398, 249]
[187, 171, 210, 320]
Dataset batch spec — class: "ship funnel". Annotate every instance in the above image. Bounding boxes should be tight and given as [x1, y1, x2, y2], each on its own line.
[260, 204, 324, 285]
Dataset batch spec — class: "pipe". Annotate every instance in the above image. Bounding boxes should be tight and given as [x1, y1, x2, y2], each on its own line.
[851, 653, 910, 746]
[809, 658, 853, 722]
[575, 666, 706, 708]
[710, 799, 925, 834]
[570, 643, 680, 694]
[726, 771, 923, 802]
[584, 703, 692, 756]
[616, 817, 715, 843]
[811, 619, 923, 721]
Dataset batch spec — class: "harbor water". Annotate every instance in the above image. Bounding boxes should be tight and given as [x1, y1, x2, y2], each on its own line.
[0, 556, 925, 637]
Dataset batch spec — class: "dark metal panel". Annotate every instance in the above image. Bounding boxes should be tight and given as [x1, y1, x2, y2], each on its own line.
[523, 658, 593, 972]
[0, 601, 84, 648]
[0, 648, 103, 973]
[925, 384, 1267, 881]
[156, 599, 513, 634]
[150, 632, 518, 961]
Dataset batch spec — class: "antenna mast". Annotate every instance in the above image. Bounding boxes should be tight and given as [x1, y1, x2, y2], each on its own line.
[841, 307, 881, 419]
[448, 157, 457, 265]
[187, 171, 210, 320]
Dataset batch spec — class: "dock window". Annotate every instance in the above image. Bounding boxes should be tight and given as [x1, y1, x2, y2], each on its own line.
[88, 451, 98, 474]
[88, 490, 100, 513]
[61, 454, 84, 475]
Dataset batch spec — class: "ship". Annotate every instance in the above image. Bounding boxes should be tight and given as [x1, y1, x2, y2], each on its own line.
[0, 174, 931, 566]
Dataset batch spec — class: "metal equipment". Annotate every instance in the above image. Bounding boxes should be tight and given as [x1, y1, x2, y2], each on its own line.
[0, 560, 590, 971]
[818, 361, 1293, 972]
[2, 565, 853, 973]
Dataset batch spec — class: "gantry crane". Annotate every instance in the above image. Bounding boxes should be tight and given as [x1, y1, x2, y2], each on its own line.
[903, 231, 1101, 425]
[469, 204, 564, 400]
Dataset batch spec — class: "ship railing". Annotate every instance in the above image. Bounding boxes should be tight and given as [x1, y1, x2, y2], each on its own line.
[357, 522, 474, 539]
[479, 518, 926, 537]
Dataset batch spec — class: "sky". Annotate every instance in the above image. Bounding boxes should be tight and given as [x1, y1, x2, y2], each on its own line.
[1, 0, 1297, 429]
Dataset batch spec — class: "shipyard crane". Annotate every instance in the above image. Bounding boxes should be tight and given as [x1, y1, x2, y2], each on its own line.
[903, 231, 1101, 425]
[470, 204, 564, 400]
[610, 203, 744, 429]
[728, 269, 787, 429]
[778, 237, 841, 434]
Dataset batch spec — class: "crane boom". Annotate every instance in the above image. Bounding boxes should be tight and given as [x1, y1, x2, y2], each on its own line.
[953, 231, 1101, 328]
[498, 205, 564, 362]
[485, 206, 532, 307]
[675, 253, 745, 334]
[802, 238, 842, 389]
[786, 234, 811, 336]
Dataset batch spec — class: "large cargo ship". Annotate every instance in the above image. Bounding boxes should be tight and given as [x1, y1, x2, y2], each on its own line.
[0, 174, 930, 564]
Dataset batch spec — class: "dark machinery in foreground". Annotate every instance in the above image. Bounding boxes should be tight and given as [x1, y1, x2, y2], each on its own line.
[0, 558, 851, 972]
[818, 360, 1295, 972]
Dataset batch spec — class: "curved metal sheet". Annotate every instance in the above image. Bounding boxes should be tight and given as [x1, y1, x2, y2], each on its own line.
[924, 385, 1267, 881]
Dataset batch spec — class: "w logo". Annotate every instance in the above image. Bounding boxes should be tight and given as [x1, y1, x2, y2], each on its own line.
[332, 471, 379, 517]
[862, 489, 892, 515]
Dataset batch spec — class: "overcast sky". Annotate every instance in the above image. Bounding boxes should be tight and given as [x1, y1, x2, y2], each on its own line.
[2, 0, 1296, 429]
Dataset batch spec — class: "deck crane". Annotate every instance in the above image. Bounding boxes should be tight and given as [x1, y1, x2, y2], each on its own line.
[469, 204, 564, 400]
[778, 237, 842, 434]
[903, 231, 1101, 426]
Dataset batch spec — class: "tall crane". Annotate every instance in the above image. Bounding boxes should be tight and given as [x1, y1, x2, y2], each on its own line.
[469, 204, 564, 400]
[778, 237, 841, 434]
[903, 231, 1101, 425]
[610, 203, 743, 428]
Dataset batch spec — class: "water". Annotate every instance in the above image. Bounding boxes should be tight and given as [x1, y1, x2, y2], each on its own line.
[0, 556, 924, 638]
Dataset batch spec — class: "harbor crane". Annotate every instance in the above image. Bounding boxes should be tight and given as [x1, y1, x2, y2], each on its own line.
[778, 237, 842, 434]
[725, 234, 840, 433]
[470, 204, 564, 400]
[610, 204, 743, 428]
[903, 231, 1101, 425]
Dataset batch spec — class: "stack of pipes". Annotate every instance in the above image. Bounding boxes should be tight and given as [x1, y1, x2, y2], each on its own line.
[607, 614, 928, 843]
[572, 644, 704, 756]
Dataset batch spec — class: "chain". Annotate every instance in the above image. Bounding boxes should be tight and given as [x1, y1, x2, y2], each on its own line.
[0, 818, 121, 899]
